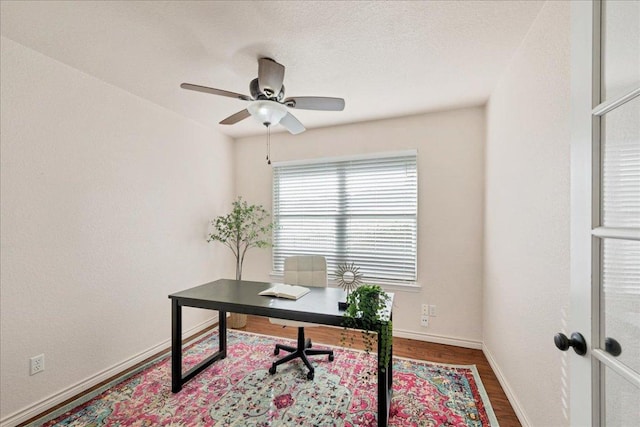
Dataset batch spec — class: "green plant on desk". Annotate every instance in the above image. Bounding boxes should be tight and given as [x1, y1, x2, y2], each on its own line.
[341, 284, 393, 372]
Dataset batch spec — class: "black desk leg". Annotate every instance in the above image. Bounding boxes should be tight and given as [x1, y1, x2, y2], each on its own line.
[388, 339, 393, 389]
[172, 304, 228, 394]
[377, 329, 392, 427]
[171, 299, 182, 393]
[388, 313, 393, 392]
[218, 310, 227, 358]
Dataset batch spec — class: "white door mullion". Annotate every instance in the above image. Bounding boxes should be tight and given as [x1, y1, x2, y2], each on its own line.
[592, 86, 640, 116]
[592, 350, 640, 389]
[592, 227, 640, 241]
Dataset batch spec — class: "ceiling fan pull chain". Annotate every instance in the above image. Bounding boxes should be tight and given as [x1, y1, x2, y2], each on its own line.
[266, 124, 271, 165]
[265, 125, 269, 162]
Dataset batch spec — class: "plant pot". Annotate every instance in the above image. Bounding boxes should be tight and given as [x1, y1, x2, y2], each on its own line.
[228, 312, 247, 329]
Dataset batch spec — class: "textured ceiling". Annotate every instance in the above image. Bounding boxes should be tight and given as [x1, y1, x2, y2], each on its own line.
[1, 1, 544, 138]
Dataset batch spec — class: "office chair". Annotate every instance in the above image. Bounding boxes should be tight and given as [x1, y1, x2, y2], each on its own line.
[268, 255, 334, 380]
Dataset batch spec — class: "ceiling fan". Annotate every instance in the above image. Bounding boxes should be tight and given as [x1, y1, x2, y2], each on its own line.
[180, 58, 345, 135]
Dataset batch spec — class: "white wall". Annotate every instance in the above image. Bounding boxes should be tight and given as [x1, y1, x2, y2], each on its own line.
[0, 37, 234, 422]
[234, 107, 485, 346]
[484, 2, 571, 426]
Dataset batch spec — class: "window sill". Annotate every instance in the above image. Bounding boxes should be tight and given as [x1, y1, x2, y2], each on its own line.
[269, 272, 421, 293]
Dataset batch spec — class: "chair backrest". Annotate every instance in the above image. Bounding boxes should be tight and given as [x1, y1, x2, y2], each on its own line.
[283, 256, 327, 288]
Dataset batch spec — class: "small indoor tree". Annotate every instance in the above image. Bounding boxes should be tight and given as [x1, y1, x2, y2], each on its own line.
[207, 197, 272, 327]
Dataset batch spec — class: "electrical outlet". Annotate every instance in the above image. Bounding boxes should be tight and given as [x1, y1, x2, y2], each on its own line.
[429, 305, 437, 317]
[421, 304, 429, 316]
[420, 315, 429, 327]
[30, 354, 45, 375]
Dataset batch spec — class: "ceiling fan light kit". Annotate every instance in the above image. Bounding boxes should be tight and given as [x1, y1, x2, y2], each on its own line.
[247, 100, 288, 126]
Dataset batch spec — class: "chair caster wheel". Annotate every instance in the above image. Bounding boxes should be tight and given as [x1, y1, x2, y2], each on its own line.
[269, 365, 277, 375]
[274, 348, 280, 356]
[328, 354, 334, 362]
[307, 371, 314, 380]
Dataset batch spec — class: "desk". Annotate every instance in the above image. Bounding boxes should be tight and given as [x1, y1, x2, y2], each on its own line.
[169, 279, 393, 426]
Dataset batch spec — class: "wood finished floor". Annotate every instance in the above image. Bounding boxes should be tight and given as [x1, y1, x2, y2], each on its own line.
[241, 314, 521, 427]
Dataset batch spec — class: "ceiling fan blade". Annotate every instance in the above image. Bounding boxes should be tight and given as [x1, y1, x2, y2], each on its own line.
[279, 112, 306, 135]
[180, 83, 251, 101]
[283, 96, 345, 111]
[258, 58, 285, 97]
[220, 109, 251, 125]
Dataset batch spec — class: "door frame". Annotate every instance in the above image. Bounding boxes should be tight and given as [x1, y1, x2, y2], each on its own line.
[570, 1, 599, 425]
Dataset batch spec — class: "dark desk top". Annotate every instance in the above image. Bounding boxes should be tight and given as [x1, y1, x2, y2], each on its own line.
[169, 279, 393, 328]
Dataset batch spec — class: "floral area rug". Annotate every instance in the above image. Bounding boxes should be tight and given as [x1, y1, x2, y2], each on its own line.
[36, 328, 499, 426]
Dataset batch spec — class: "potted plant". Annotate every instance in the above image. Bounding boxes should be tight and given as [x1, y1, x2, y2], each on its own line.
[207, 197, 272, 328]
[341, 284, 393, 372]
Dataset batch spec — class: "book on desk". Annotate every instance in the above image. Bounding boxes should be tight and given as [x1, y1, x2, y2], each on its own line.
[259, 284, 310, 300]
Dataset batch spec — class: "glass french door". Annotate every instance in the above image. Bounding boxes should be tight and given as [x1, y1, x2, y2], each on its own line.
[570, 1, 640, 425]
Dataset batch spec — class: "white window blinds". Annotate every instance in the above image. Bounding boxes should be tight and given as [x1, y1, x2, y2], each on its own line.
[272, 152, 417, 284]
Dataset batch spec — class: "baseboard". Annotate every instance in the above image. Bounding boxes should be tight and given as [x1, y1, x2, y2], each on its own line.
[482, 343, 531, 427]
[393, 328, 482, 349]
[314, 324, 482, 350]
[0, 317, 218, 427]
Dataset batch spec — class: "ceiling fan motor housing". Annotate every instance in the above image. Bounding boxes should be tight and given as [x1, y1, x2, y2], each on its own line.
[250, 78, 284, 101]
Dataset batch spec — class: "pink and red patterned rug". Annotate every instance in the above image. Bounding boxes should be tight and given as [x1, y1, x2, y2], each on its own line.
[37, 329, 498, 426]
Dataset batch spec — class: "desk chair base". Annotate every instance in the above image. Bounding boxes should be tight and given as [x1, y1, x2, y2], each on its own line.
[268, 327, 334, 380]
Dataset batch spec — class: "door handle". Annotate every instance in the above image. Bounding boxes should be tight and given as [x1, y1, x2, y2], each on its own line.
[554, 332, 587, 356]
[605, 337, 622, 357]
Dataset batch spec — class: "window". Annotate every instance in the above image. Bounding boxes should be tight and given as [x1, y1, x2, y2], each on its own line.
[272, 151, 417, 284]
